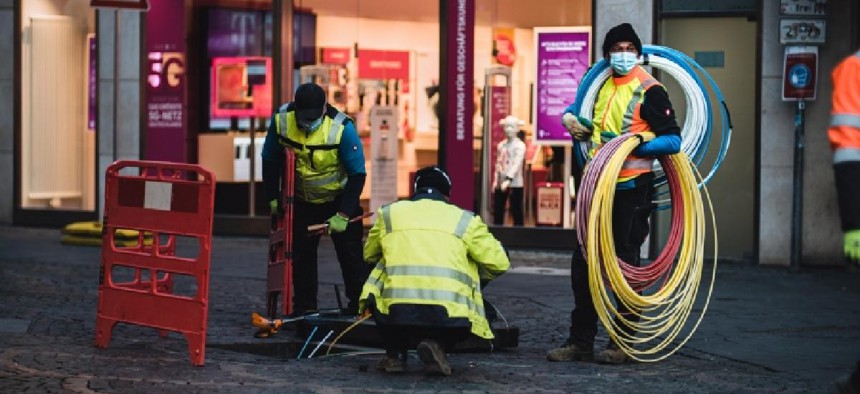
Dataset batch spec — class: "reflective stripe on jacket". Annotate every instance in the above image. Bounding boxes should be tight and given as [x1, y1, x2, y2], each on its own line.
[829, 50, 860, 164]
[359, 199, 510, 339]
[275, 105, 349, 203]
[591, 66, 660, 182]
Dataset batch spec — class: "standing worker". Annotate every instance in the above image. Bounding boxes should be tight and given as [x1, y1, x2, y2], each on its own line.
[262, 82, 370, 316]
[546, 23, 682, 364]
[830, 48, 860, 394]
[359, 166, 510, 376]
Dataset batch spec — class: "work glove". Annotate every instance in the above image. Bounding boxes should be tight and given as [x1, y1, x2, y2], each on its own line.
[562, 113, 593, 141]
[845, 229, 860, 267]
[269, 199, 280, 216]
[326, 213, 350, 234]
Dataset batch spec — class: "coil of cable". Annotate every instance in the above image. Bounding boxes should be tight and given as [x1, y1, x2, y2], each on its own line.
[575, 132, 718, 362]
[570, 45, 732, 209]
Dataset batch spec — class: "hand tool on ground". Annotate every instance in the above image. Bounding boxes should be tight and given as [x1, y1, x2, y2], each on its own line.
[251, 311, 318, 338]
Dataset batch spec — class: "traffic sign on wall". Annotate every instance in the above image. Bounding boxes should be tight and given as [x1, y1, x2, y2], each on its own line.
[782, 46, 818, 101]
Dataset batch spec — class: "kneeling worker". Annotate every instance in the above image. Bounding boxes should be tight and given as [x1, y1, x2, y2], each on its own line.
[358, 166, 510, 376]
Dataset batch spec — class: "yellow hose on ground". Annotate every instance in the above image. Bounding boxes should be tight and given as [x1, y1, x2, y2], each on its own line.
[584, 133, 718, 362]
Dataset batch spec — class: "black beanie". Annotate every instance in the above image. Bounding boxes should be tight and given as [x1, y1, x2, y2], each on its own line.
[413, 166, 452, 197]
[293, 83, 327, 123]
[602, 23, 642, 57]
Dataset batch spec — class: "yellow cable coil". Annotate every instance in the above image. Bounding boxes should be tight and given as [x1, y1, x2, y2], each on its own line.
[585, 132, 718, 362]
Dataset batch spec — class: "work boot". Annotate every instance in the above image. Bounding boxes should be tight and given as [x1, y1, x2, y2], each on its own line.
[546, 342, 594, 362]
[376, 353, 406, 373]
[417, 340, 452, 376]
[594, 342, 631, 365]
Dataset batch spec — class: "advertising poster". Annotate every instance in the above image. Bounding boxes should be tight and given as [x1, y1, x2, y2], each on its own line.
[369, 106, 399, 224]
[533, 27, 591, 145]
[145, 0, 186, 162]
[486, 85, 510, 215]
[536, 183, 563, 226]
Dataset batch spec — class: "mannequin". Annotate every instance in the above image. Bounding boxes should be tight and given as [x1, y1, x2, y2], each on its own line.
[493, 115, 526, 226]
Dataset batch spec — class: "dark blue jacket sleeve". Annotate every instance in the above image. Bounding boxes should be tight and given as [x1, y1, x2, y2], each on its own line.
[338, 122, 367, 176]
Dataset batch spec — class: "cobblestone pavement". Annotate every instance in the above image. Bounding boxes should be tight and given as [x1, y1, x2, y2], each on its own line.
[1, 226, 859, 393]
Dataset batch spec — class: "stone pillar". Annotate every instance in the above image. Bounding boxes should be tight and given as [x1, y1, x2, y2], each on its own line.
[97, 9, 142, 218]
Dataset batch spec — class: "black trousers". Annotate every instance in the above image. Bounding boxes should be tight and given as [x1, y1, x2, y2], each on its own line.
[568, 174, 655, 348]
[292, 198, 370, 313]
[493, 187, 524, 226]
[377, 324, 471, 354]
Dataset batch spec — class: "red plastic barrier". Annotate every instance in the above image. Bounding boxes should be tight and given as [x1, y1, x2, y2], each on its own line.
[266, 149, 295, 318]
[95, 161, 215, 366]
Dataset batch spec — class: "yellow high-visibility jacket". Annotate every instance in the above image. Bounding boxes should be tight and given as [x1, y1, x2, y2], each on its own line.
[275, 105, 350, 203]
[359, 196, 510, 339]
[591, 65, 662, 182]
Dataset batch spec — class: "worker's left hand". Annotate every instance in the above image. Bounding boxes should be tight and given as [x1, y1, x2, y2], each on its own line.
[500, 179, 512, 191]
[327, 213, 350, 234]
[845, 229, 860, 267]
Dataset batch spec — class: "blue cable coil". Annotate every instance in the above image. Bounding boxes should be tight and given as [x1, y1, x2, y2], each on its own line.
[568, 45, 732, 210]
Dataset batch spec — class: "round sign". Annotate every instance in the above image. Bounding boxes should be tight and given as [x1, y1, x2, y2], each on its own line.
[789, 64, 811, 88]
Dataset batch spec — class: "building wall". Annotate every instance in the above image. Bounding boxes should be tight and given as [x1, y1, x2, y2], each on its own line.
[0, 0, 12, 224]
[594, 0, 654, 59]
[96, 10, 142, 217]
[759, 0, 857, 265]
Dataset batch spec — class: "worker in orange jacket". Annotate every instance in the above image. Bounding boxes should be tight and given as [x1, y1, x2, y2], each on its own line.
[830, 48, 860, 394]
[829, 49, 860, 268]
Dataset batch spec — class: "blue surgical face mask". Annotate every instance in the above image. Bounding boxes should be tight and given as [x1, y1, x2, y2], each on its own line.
[298, 116, 324, 132]
[609, 52, 638, 75]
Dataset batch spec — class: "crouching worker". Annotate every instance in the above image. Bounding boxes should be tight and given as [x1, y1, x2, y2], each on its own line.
[358, 166, 510, 376]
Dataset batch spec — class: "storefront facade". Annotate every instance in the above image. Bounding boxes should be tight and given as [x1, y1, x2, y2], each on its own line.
[2, 0, 858, 266]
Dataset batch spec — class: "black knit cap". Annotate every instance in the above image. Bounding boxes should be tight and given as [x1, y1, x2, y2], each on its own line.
[602, 23, 642, 57]
[293, 83, 327, 123]
[414, 166, 452, 197]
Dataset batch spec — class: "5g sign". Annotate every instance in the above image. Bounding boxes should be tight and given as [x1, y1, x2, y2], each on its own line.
[147, 52, 185, 90]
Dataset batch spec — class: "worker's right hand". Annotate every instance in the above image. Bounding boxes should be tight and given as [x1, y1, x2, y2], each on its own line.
[269, 199, 280, 216]
[561, 113, 593, 141]
[845, 229, 860, 267]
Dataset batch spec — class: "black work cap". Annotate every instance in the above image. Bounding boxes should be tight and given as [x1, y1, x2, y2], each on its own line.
[293, 83, 327, 123]
[602, 23, 642, 57]
[414, 166, 452, 197]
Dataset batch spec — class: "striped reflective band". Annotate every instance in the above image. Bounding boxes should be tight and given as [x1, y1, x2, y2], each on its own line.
[327, 112, 347, 144]
[302, 172, 346, 187]
[831, 113, 860, 129]
[385, 265, 475, 288]
[381, 288, 483, 315]
[368, 261, 385, 288]
[621, 83, 648, 133]
[382, 205, 392, 233]
[622, 158, 654, 170]
[834, 148, 860, 164]
[278, 106, 289, 138]
[454, 211, 473, 238]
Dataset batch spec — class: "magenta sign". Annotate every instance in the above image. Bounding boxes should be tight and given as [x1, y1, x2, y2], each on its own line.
[534, 28, 591, 145]
[442, 0, 475, 210]
[145, 0, 186, 162]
